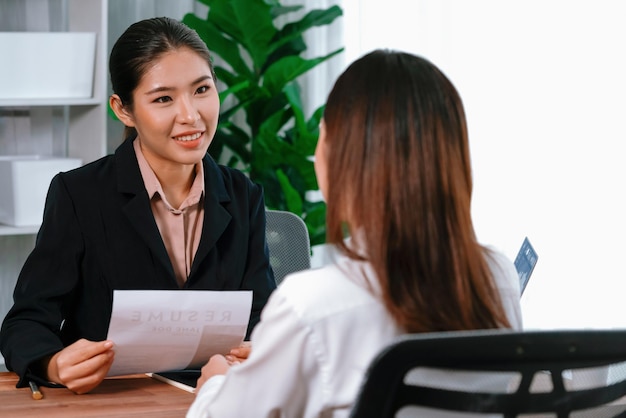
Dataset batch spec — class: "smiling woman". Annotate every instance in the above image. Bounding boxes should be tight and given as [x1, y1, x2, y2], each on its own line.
[109, 46, 219, 206]
[0, 16, 276, 395]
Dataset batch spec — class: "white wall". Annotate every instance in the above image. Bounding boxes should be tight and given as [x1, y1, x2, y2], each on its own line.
[340, 0, 626, 330]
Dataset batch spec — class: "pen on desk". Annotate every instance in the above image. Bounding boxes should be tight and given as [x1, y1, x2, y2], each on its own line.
[29, 380, 43, 400]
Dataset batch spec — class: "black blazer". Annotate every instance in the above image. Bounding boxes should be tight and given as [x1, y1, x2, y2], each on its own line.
[0, 138, 276, 387]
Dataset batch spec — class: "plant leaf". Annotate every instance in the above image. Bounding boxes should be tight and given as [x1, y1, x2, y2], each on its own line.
[263, 48, 343, 95]
[270, 6, 343, 52]
[283, 84, 319, 156]
[217, 78, 251, 103]
[303, 200, 327, 245]
[182, 13, 253, 78]
[205, 0, 277, 70]
[211, 127, 252, 166]
[276, 169, 303, 215]
[270, 5, 302, 19]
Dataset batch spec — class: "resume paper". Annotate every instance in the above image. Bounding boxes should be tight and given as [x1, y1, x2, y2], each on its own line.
[106, 289, 252, 376]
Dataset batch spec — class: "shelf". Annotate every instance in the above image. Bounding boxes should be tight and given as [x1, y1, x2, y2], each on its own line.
[0, 97, 102, 108]
[0, 224, 39, 236]
[0, 1, 109, 372]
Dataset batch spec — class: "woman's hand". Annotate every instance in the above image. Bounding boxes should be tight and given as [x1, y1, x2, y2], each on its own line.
[46, 338, 115, 394]
[225, 341, 251, 364]
[195, 354, 231, 393]
[195, 342, 251, 393]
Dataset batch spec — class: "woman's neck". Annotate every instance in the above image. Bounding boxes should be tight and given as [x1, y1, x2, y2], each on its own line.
[153, 162, 197, 209]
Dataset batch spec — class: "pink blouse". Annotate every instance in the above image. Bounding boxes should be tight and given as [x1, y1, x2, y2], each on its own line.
[133, 139, 204, 287]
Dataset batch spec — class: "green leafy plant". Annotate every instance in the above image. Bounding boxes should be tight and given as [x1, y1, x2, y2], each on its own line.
[182, 0, 343, 246]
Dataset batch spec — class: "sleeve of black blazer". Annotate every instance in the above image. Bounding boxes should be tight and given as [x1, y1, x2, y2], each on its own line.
[0, 174, 83, 387]
[216, 167, 276, 338]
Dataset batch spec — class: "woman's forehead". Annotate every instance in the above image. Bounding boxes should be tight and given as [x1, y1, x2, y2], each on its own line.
[138, 48, 213, 89]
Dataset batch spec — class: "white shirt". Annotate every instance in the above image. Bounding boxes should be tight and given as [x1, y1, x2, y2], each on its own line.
[187, 247, 523, 418]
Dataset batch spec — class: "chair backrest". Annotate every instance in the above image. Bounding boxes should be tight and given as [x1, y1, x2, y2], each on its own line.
[349, 329, 626, 418]
[265, 209, 311, 285]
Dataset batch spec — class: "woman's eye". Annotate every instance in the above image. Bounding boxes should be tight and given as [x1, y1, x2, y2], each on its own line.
[196, 85, 209, 94]
[154, 96, 172, 103]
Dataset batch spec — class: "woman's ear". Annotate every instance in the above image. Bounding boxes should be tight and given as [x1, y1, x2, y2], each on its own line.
[109, 94, 135, 127]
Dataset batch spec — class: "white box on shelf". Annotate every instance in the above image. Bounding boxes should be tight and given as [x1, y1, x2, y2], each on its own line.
[0, 32, 96, 100]
[0, 156, 82, 227]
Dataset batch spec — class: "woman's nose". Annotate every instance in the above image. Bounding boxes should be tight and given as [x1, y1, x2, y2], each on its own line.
[177, 96, 200, 124]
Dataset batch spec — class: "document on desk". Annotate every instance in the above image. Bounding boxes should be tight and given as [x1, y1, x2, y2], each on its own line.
[106, 289, 252, 377]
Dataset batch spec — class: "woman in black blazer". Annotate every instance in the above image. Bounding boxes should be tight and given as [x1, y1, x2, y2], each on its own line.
[0, 17, 276, 394]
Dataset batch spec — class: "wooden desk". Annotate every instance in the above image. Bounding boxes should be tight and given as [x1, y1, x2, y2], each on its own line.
[0, 371, 194, 417]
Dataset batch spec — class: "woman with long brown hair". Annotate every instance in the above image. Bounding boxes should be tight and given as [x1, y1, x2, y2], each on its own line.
[187, 49, 522, 418]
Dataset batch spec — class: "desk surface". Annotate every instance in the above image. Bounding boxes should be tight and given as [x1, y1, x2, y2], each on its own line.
[0, 371, 194, 417]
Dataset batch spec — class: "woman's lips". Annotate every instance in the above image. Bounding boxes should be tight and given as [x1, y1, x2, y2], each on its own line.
[173, 131, 204, 148]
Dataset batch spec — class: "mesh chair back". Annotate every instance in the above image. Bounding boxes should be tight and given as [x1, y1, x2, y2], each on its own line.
[265, 209, 311, 285]
[350, 329, 626, 418]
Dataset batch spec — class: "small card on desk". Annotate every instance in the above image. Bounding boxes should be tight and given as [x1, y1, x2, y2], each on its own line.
[514, 237, 539, 295]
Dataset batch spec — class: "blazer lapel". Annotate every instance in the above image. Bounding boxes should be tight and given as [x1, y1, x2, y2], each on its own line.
[115, 138, 175, 279]
[190, 155, 232, 275]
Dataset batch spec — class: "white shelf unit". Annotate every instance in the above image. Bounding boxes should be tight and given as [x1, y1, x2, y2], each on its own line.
[0, 0, 108, 369]
[0, 98, 103, 107]
[0, 225, 40, 237]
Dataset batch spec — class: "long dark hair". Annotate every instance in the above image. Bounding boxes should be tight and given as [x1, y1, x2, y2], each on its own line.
[109, 16, 216, 139]
[323, 49, 511, 332]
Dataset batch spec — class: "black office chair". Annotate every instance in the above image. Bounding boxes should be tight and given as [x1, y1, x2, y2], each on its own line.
[349, 329, 626, 418]
[265, 209, 311, 285]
